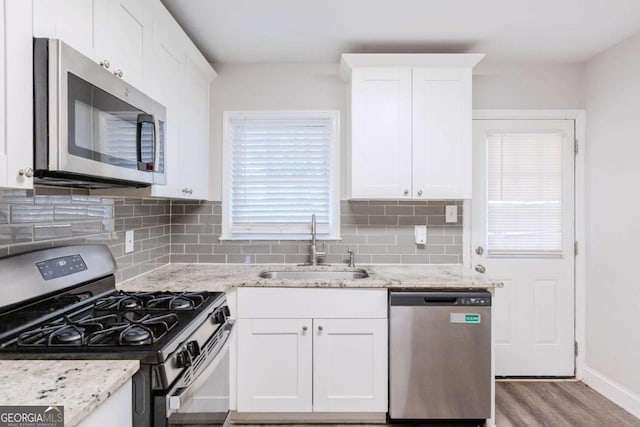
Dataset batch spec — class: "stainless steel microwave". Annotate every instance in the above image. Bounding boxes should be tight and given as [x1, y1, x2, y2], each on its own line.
[33, 38, 166, 188]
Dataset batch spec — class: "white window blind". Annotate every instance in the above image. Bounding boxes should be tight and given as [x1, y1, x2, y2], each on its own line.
[487, 132, 563, 256]
[224, 111, 339, 239]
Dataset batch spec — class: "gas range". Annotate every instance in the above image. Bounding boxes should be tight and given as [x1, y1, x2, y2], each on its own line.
[0, 245, 232, 427]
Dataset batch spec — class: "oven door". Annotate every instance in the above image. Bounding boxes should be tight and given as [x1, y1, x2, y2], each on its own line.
[165, 321, 233, 426]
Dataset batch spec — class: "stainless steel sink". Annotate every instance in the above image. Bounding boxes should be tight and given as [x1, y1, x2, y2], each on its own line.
[258, 270, 369, 280]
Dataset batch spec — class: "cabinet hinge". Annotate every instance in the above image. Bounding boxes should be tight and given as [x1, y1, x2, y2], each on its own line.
[574, 139, 579, 155]
[574, 341, 579, 356]
[574, 241, 578, 256]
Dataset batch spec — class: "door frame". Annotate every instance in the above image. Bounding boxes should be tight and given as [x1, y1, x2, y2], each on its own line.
[467, 109, 586, 379]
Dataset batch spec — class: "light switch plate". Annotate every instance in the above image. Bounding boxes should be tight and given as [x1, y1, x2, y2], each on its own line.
[125, 230, 134, 254]
[414, 225, 427, 245]
[445, 205, 458, 223]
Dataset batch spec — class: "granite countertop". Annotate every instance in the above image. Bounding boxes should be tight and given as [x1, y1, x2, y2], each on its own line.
[0, 360, 139, 427]
[119, 263, 500, 292]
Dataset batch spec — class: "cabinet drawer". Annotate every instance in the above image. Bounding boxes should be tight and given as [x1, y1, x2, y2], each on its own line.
[237, 288, 387, 319]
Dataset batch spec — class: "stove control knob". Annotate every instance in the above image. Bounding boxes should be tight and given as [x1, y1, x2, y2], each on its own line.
[213, 310, 226, 324]
[187, 340, 201, 357]
[176, 350, 193, 368]
[222, 305, 231, 317]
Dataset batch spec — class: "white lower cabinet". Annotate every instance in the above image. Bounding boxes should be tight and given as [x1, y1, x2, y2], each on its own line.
[78, 378, 132, 427]
[237, 318, 313, 412]
[236, 288, 388, 414]
[313, 318, 388, 412]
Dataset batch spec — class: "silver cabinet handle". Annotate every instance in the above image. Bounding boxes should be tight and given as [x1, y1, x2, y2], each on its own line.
[318, 325, 323, 332]
[475, 264, 486, 274]
[113, 69, 123, 78]
[100, 59, 110, 69]
[475, 246, 484, 255]
[18, 168, 33, 178]
[302, 326, 308, 332]
[403, 189, 409, 196]
[417, 189, 423, 196]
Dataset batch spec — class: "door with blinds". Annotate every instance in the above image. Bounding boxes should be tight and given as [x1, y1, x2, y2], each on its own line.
[471, 119, 575, 376]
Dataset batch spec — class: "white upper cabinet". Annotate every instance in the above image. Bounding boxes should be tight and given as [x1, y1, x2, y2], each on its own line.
[32, 0, 216, 199]
[94, 0, 153, 92]
[351, 68, 413, 199]
[412, 67, 473, 199]
[342, 54, 483, 200]
[33, 0, 95, 59]
[148, 2, 215, 200]
[179, 54, 212, 200]
[34, 0, 152, 91]
[0, 0, 33, 189]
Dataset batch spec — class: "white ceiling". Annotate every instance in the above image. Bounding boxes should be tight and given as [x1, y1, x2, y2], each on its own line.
[161, 0, 640, 64]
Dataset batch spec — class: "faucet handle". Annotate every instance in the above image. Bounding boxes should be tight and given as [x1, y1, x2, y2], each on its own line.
[347, 249, 355, 267]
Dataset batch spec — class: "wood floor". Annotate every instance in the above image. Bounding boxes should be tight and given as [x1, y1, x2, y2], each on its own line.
[219, 381, 640, 427]
[496, 381, 640, 427]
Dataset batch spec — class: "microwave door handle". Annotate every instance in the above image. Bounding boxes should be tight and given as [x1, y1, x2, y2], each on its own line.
[153, 117, 161, 173]
[136, 114, 155, 171]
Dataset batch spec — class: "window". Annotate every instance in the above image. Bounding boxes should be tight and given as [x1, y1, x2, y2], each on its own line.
[222, 111, 340, 240]
[487, 132, 563, 256]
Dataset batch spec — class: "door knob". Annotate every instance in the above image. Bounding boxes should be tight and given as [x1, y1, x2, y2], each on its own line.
[475, 264, 486, 274]
[318, 325, 323, 332]
[403, 189, 409, 196]
[475, 246, 484, 256]
[417, 189, 423, 196]
[302, 326, 308, 332]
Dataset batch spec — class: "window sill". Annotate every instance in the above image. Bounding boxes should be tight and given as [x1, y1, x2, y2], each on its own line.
[219, 235, 343, 241]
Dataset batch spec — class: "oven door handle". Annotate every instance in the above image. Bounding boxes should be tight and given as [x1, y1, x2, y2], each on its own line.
[166, 321, 234, 417]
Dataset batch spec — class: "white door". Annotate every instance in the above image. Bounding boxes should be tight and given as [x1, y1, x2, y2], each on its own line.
[471, 119, 575, 376]
[350, 67, 412, 199]
[237, 318, 312, 412]
[313, 319, 387, 412]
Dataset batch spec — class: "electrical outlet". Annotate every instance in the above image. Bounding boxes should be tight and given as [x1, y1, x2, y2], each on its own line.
[445, 205, 458, 223]
[414, 225, 427, 245]
[125, 230, 134, 254]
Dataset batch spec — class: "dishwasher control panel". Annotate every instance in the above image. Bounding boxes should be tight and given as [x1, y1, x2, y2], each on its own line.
[460, 296, 490, 306]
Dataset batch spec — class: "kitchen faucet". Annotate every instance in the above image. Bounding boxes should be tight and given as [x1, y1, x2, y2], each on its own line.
[309, 214, 326, 266]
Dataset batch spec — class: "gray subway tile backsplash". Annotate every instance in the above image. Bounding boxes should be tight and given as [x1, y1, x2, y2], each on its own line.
[0, 187, 170, 283]
[170, 200, 463, 265]
[0, 188, 464, 273]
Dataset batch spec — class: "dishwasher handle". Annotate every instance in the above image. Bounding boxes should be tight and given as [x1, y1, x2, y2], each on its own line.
[390, 290, 491, 306]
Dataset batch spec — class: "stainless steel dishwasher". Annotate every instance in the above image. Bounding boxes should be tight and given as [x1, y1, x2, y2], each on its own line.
[389, 290, 492, 422]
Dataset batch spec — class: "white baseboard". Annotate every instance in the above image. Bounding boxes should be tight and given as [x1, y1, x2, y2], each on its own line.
[582, 366, 640, 419]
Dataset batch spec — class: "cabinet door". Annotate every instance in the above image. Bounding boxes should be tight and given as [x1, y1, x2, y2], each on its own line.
[149, 6, 183, 198]
[78, 379, 132, 427]
[33, 0, 95, 60]
[351, 68, 412, 199]
[94, 0, 152, 91]
[179, 54, 211, 199]
[237, 318, 312, 412]
[412, 68, 472, 199]
[0, 0, 32, 189]
[313, 318, 388, 412]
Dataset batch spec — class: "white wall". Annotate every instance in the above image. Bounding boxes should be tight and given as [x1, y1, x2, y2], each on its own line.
[583, 32, 640, 400]
[209, 61, 584, 200]
[209, 63, 347, 200]
[473, 61, 584, 109]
